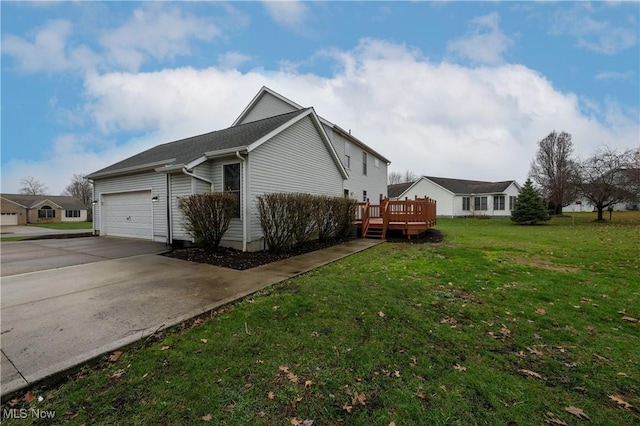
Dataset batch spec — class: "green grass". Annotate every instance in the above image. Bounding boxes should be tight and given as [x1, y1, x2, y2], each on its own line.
[28, 222, 92, 230]
[3, 212, 639, 425]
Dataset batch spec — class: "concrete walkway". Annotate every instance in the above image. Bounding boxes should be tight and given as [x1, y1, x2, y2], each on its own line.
[0, 225, 92, 238]
[0, 239, 380, 399]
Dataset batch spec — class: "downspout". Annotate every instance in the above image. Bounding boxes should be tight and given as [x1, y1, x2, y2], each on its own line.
[181, 167, 214, 191]
[236, 151, 247, 252]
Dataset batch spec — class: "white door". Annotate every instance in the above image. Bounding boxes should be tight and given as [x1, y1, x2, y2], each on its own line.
[102, 191, 152, 239]
[0, 213, 18, 226]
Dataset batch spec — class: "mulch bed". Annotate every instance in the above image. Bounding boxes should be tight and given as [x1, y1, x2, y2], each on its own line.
[164, 228, 444, 271]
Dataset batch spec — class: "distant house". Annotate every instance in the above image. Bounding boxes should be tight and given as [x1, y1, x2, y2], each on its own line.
[0, 194, 88, 225]
[87, 87, 390, 251]
[389, 176, 521, 218]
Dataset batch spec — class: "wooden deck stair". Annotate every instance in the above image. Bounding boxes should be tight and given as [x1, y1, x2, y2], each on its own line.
[356, 196, 437, 240]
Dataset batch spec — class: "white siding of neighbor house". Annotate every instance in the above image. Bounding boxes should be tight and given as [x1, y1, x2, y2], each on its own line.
[395, 178, 521, 217]
[325, 125, 388, 202]
[237, 93, 297, 125]
[93, 171, 167, 242]
[248, 115, 345, 245]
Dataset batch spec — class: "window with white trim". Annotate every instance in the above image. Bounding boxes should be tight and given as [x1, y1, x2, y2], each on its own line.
[344, 142, 351, 169]
[509, 196, 517, 210]
[362, 152, 367, 176]
[462, 197, 471, 211]
[65, 210, 81, 218]
[493, 195, 505, 210]
[38, 205, 55, 218]
[223, 163, 241, 218]
[374, 158, 380, 168]
[474, 196, 488, 211]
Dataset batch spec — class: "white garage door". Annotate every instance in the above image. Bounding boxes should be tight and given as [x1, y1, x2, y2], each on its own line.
[1, 213, 18, 226]
[102, 191, 152, 239]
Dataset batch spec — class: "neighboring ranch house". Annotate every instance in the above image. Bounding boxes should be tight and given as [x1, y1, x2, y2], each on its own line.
[87, 88, 390, 251]
[0, 194, 88, 225]
[389, 176, 521, 218]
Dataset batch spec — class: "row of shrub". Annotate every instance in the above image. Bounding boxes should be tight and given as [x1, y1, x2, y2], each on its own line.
[179, 192, 357, 252]
[257, 193, 356, 252]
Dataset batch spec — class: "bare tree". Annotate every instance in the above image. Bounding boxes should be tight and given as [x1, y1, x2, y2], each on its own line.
[576, 146, 639, 221]
[388, 170, 418, 185]
[63, 174, 93, 220]
[19, 176, 48, 195]
[529, 131, 580, 215]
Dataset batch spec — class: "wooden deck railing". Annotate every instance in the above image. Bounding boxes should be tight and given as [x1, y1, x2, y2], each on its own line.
[357, 196, 437, 239]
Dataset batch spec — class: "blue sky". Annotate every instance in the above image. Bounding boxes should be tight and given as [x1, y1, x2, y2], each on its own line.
[2, 1, 638, 194]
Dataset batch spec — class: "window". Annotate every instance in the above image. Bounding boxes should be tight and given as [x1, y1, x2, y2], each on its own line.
[223, 163, 241, 218]
[474, 196, 488, 211]
[38, 205, 55, 218]
[374, 158, 380, 168]
[462, 197, 471, 211]
[65, 210, 81, 218]
[362, 152, 368, 176]
[493, 195, 505, 211]
[344, 189, 350, 198]
[362, 190, 367, 202]
[344, 142, 351, 169]
[509, 196, 517, 210]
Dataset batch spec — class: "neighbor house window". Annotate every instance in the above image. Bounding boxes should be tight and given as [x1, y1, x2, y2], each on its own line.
[362, 152, 368, 176]
[38, 205, 55, 218]
[474, 196, 488, 211]
[509, 196, 517, 210]
[344, 189, 350, 198]
[462, 197, 471, 211]
[493, 195, 505, 210]
[362, 190, 367, 202]
[344, 142, 351, 169]
[223, 163, 241, 218]
[65, 210, 81, 218]
[374, 158, 380, 168]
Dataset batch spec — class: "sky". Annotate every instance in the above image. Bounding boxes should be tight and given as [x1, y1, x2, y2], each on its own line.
[1, 1, 639, 195]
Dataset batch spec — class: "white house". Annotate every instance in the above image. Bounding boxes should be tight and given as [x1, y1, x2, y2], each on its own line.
[389, 176, 521, 218]
[87, 87, 390, 251]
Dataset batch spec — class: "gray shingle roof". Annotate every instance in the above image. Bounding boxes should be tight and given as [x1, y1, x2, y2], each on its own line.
[424, 176, 516, 194]
[1, 194, 87, 210]
[388, 182, 414, 198]
[88, 109, 308, 178]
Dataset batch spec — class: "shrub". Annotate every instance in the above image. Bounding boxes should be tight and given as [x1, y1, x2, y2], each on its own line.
[257, 193, 297, 253]
[291, 193, 316, 244]
[179, 192, 235, 249]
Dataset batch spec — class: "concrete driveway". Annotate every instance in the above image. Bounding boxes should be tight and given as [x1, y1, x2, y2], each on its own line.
[0, 237, 380, 399]
[1, 236, 168, 276]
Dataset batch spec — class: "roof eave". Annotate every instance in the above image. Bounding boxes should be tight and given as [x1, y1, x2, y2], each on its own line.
[87, 159, 177, 180]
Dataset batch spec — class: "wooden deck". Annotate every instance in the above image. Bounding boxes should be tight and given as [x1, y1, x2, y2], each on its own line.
[355, 196, 437, 239]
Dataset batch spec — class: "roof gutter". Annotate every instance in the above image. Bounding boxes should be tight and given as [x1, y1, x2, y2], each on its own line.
[236, 150, 247, 252]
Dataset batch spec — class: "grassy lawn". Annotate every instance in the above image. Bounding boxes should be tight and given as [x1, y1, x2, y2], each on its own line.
[4, 212, 639, 425]
[28, 222, 93, 230]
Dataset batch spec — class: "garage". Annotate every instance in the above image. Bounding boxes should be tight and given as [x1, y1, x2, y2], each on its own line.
[1, 213, 18, 226]
[102, 191, 153, 240]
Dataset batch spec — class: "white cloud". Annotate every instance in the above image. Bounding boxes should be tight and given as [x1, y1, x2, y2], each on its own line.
[217, 51, 252, 70]
[550, 5, 638, 55]
[595, 71, 634, 80]
[2, 38, 637, 194]
[99, 6, 220, 71]
[262, 0, 308, 30]
[447, 12, 515, 64]
[1, 20, 73, 72]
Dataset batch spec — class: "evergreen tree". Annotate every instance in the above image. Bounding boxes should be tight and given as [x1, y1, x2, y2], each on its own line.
[511, 179, 549, 225]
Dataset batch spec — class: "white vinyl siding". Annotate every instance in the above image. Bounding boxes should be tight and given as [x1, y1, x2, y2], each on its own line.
[170, 174, 192, 241]
[249, 115, 344, 242]
[93, 172, 167, 242]
[237, 93, 297, 125]
[210, 157, 244, 242]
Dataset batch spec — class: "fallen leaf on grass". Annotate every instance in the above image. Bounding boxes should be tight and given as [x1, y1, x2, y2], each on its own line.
[544, 412, 568, 425]
[621, 316, 638, 323]
[535, 308, 546, 315]
[111, 369, 126, 379]
[304, 380, 313, 388]
[565, 406, 590, 420]
[609, 394, 634, 410]
[267, 391, 275, 400]
[202, 413, 212, 422]
[109, 351, 123, 362]
[160, 346, 170, 351]
[500, 326, 512, 338]
[454, 364, 466, 372]
[279, 365, 290, 373]
[527, 346, 544, 356]
[200, 339, 208, 344]
[519, 369, 545, 380]
[352, 392, 367, 406]
[23, 391, 36, 403]
[192, 318, 204, 327]
[287, 372, 299, 383]
[378, 311, 386, 318]
[342, 403, 353, 413]
[415, 392, 427, 399]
